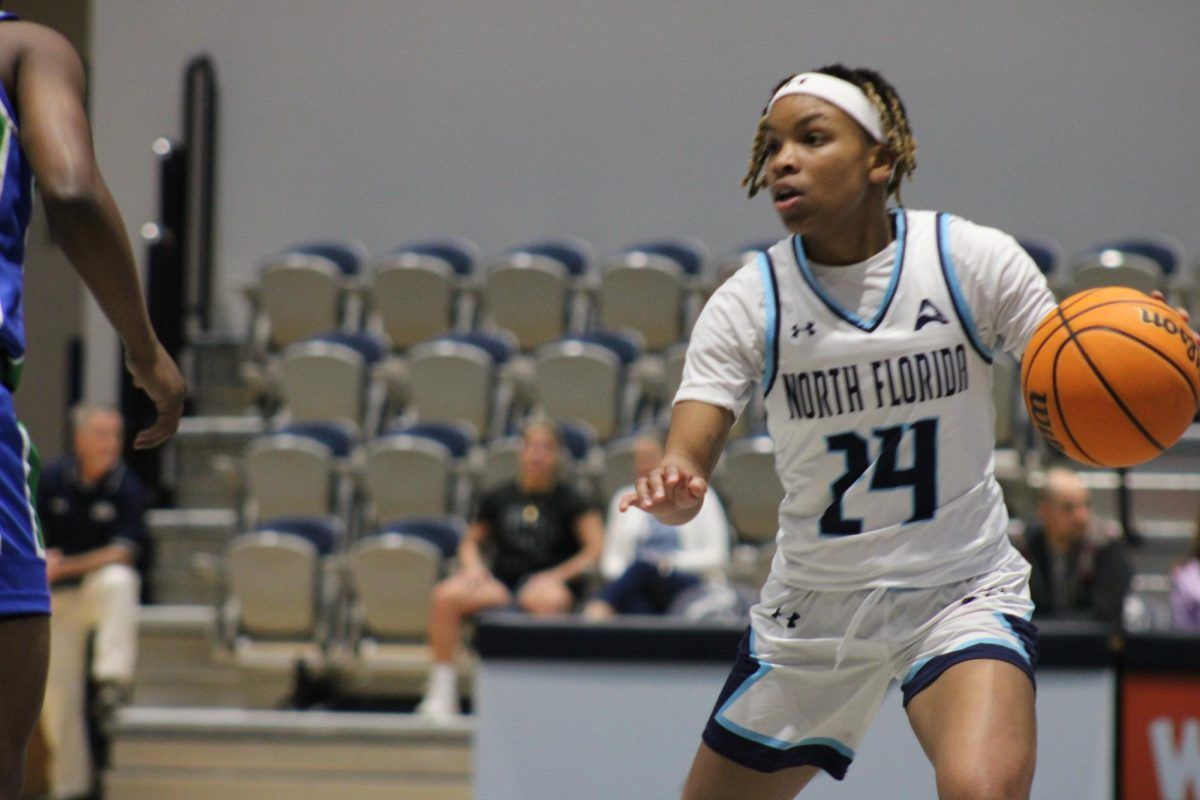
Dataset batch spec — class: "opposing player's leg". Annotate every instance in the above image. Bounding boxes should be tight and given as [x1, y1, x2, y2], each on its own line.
[905, 658, 1036, 800]
[681, 743, 818, 800]
[0, 614, 49, 800]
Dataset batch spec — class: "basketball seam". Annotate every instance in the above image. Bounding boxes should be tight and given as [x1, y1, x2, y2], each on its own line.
[1049, 321, 1102, 466]
[1071, 325, 1199, 407]
[1057, 310, 1166, 452]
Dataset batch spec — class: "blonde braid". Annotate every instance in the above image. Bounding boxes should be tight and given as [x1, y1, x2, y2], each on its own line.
[857, 80, 915, 203]
[741, 117, 771, 198]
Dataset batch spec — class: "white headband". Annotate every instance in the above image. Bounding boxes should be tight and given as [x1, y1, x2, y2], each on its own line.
[766, 72, 884, 142]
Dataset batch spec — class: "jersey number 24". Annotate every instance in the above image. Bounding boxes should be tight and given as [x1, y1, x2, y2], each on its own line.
[820, 417, 938, 535]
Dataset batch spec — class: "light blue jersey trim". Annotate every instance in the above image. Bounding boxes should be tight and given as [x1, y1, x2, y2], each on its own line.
[714, 630, 855, 757]
[902, 622, 1032, 685]
[792, 209, 907, 333]
[995, 612, 1032, 660]
[936, 214, 993, 363]
[756, 252, 778, 394]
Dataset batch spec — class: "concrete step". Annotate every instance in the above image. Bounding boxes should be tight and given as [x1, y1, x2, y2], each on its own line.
[106, 707, 472, 800]
[146, 509, 238, 605]
[162, 415, 264, 508]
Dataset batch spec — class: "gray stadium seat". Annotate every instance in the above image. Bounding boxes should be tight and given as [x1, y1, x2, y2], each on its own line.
[364, 238, 479, 350]
[221, 523, 339, 646]
[362, 423, 475, 524]
[597, 239, 707, 352]
[277, 333, 387, 435]
[480, 238, 593, 350]
[404, 332, 513, 439]
[248, 240, 366, 352]
[533, 332, 640, 441]
[344, 518, 464, 647]
[713, 434, 782, 545]
[242, 424, 353, 526]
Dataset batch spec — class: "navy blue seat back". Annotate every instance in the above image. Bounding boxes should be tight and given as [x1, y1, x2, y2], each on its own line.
[1096, 239, 1179, 276]
[285, 241, 361, 275]
[388, 421, 474, 458]
[1018, 239, 1059, 276]
[393, 239, 477, 277]
[568, 330, 640, 366]
[512, 239, 591, 277]
[627, 239, 706, 277]
[381, 516, 464, 559]
[440, 331, 514, 364]
[558, 422, 594, 461]
[256, 516, 340, 555]
[312, 331, 386, 364]
[279, 421, 355, 458]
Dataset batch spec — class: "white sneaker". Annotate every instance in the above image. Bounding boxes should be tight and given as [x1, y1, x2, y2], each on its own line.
[415, 692, 460, 718]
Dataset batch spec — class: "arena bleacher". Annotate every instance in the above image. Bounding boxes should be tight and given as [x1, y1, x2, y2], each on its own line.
[103, 231, 1199, 797]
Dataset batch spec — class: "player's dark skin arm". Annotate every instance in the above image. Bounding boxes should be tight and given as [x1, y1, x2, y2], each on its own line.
[0, 22, 184, 448]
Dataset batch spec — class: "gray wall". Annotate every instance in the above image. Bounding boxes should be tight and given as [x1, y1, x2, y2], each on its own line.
[87, 1, 1200, 397]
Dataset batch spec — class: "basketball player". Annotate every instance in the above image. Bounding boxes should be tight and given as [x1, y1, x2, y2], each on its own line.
[0, 14, 185, 797]
[624, 66, 1056, 799]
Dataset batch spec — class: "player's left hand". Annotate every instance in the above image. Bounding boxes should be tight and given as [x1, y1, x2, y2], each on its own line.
[125, 341, 186, 449]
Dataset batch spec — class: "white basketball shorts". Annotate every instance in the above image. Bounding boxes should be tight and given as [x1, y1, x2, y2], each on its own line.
[701, 550, 1036, 779]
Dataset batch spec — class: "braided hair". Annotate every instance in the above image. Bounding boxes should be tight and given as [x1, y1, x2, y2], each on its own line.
[741, 64, 917, 204]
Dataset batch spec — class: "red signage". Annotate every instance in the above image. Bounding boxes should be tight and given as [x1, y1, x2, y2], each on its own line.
[1123, 673, 1200, 800]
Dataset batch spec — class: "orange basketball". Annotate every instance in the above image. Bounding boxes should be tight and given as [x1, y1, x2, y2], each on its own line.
[1021, 287, 1200, 467]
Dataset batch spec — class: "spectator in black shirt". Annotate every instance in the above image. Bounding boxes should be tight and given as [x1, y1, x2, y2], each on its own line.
[37, 405, 148, 799]
[416, 421, 603, 717]
[1013, 466, 1132, 626]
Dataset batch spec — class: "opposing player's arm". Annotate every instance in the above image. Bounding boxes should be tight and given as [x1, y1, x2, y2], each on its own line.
[620, 400, 734, 526]
[14, 23, 184, 448]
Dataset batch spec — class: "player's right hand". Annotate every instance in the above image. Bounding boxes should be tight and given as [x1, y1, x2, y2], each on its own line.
[125, 341, 186, 449]
[619, 463, 708, 518]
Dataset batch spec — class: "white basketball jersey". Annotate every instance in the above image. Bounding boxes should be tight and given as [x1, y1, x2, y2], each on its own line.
[759, 209, 1012, 589]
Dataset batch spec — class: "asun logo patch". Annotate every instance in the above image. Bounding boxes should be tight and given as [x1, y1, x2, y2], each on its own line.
[915, 298, 949, 331]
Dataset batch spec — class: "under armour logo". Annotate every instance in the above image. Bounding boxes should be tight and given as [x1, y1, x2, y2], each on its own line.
[771, 606, 783, 619]
[791, 321, 816, 338]
[786, 612, 801, 628]
[915, 298, 949, 331]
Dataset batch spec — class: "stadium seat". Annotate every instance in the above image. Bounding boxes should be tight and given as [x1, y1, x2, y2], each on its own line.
[600, 434, 640, 502]
[220, 517, 344, 653]
[241, 422, 355, 527]
[712, 242, 773, 293]
[1067, 237, 1184, 296]
[247, 240, 366, 352]
[363, 422, 475, 524]
[404, 331, 515, 438]
[364, 238, 480, 350]
[596, 238, 708, 352]
[713, 434, 783, 545]
[480, 237, 593, 350]
[277, 332, 388, 435]
[344, 517, 465, 648]
[533, 331, 641, 441]
[1017, 236, 1063, 278]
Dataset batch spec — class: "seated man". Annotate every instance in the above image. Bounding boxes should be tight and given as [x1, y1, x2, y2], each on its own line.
[38, 405, 148, 800]
[584, 431, 730, 619]
[1013, 466, 1132, 626]
[416, 420, 603, 717]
